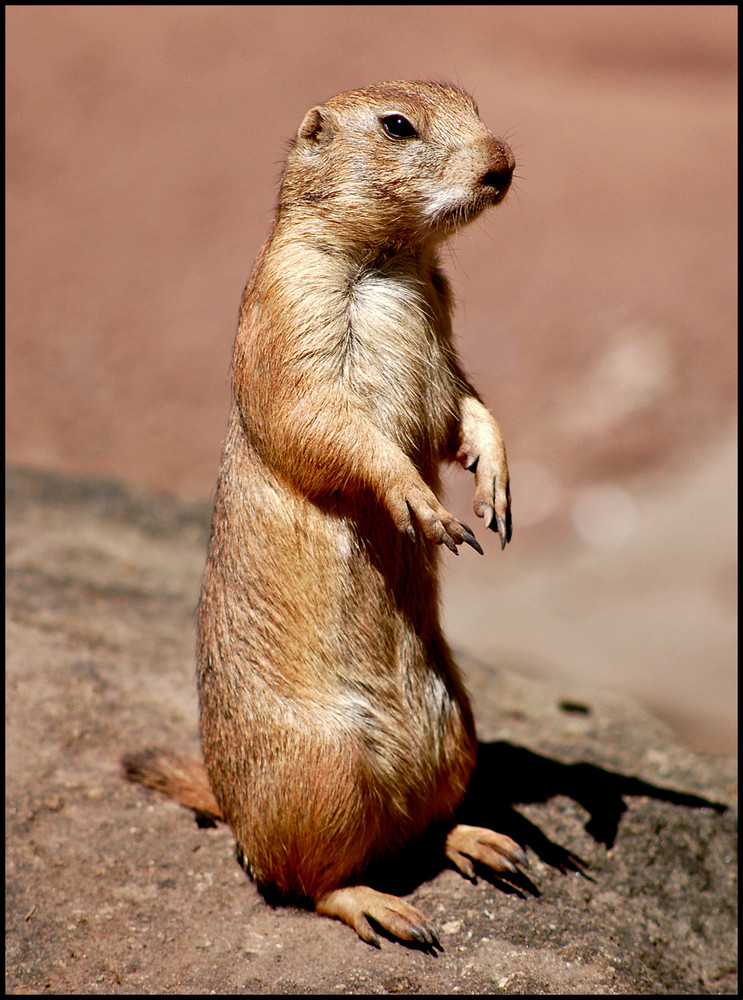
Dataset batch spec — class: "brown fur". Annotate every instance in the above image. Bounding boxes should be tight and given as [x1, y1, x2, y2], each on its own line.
[123, 748, 221, 822]
[125, 81, 524, 947]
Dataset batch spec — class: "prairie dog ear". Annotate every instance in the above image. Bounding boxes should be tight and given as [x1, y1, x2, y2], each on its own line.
[298, 107, 334, 146]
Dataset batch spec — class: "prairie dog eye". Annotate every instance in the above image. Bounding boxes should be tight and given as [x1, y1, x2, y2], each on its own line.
[380, 114, 418, 139]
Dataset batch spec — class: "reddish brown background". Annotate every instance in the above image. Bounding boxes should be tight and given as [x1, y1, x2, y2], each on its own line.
[6, 6, 737, 752]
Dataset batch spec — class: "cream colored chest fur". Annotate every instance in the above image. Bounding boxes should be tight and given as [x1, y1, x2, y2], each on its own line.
[258, 238, 458, 463]
[343, 260, 456, 455]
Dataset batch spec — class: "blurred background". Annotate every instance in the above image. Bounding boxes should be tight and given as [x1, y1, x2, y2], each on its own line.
[6, 6, 736, 753]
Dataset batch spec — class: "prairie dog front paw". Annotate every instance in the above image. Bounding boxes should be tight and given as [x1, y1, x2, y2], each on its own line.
[457, 396, 512, 549]
[388, 481, 483, 555]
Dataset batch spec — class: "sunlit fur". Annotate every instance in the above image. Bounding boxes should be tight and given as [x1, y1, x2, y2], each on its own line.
[127, 81, 518, 943]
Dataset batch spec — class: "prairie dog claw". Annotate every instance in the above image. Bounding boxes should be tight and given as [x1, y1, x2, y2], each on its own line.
[398, 487, 483, 556]
[494, 512, 511, 549]
[317, 886, 441, 949]
[446, 824, 527, 879]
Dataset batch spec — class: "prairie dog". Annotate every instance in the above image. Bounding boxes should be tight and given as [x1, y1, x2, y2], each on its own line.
[125, 81, 524, 948]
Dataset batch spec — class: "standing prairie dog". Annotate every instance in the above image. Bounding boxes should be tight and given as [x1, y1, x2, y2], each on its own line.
[125, 80, 525, 948]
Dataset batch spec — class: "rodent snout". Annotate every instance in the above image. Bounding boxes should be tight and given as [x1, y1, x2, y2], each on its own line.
[481, 140, 515, 200]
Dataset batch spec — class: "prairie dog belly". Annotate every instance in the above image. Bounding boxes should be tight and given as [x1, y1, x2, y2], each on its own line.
[201, 408, 460, 709]
[198, 412, 475, 827]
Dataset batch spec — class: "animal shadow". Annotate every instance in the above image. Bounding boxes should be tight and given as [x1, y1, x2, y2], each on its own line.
[367, 739, 727, 904]
[469, 740, 724, 872]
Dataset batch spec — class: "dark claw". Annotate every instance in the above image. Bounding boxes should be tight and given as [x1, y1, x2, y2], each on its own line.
[413, 925, 436, 946]
[496, 517, 507, 549]
[441, 533, 459, 554]
[495, 514, 512, 549]
[423, 924, 442, 949]
[512, 846, 529, 869]
[461, 527, 484, 555]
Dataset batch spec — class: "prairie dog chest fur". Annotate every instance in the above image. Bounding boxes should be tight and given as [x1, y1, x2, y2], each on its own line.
[293, 244, 458, 457]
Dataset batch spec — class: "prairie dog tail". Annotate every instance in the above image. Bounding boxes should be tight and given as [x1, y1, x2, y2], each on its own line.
[123, 748, 223, 823]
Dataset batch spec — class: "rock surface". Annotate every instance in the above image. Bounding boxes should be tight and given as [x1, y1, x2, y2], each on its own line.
[5, 467, 737, 994]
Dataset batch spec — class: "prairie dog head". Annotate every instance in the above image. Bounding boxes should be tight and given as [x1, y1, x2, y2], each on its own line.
[278, 81, 515, 248]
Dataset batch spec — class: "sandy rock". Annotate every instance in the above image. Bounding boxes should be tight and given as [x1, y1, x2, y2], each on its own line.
[5, 467, 736, 995]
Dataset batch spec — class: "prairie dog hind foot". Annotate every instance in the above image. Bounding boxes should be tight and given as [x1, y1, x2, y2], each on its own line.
[316, 825, 528, 947]
[316, 885, 441, 950]
[445, 823, 528, 880]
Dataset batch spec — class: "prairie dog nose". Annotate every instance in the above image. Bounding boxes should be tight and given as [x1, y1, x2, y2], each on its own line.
[482, 137, 515, 198]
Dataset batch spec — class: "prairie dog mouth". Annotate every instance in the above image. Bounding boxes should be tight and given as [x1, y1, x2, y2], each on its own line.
[422, 175, 511, 231]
